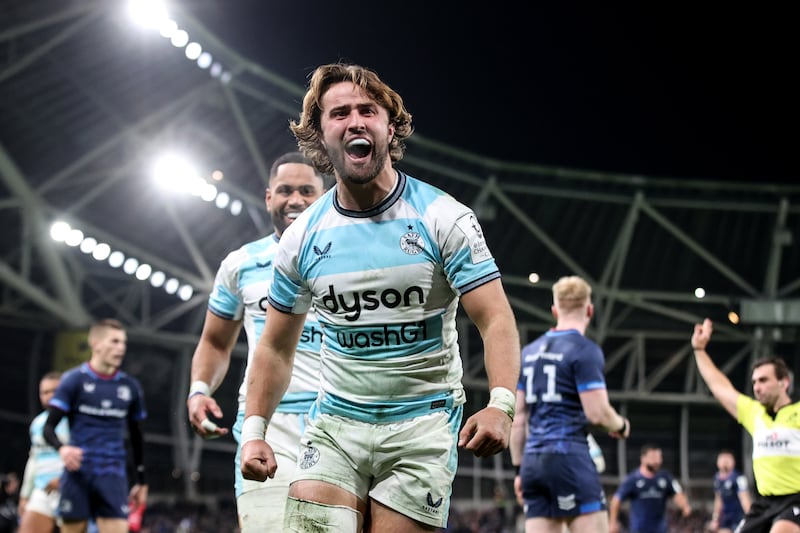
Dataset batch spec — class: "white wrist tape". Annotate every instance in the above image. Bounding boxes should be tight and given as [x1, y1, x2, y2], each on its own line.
[188, 380, 211, 399]
[487, 387, 516, 420]
[241, 415, 268, 444]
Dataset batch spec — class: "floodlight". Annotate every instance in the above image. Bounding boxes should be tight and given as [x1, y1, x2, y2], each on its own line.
[694, 287, 706, 299]
[135, 263, 153, 280]
[197, 52, 213, 69]
[215, 192, 230, 209]
[185, 42, 202, 60]
[164, 278, 180, 294]
[123, 257, 140, 275]
[65, 229, 84, 247]
[170, 29, 189, 48]
[150, 271, 166, 287]
[50, 221, 71, 241]
[79, 237, 97, 254]
[127, 0, 169, 30]
[230, 199, 242, 216]
[92, 243, 111, 261]
[177, 284, 194, 301]
[108, 251, 125, 268]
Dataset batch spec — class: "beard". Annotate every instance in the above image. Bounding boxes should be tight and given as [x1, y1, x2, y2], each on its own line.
[645, 463, 658, 474]
[330, 138, 390, 185]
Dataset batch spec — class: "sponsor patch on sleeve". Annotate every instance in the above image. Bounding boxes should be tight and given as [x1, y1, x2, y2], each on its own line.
[455, 214, 492, 264]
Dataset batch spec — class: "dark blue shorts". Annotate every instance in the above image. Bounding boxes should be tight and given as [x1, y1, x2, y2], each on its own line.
[58, 470, 129, 521]
[520, 449, 606, 519]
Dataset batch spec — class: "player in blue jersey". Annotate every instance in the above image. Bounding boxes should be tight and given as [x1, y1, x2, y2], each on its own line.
[709, 449, 751, 533]
[186, 151, 326, 531]
[608, 443, 692, 533]
[42, 319, 147, 533]
[240, 62, 521, 532]
[509, 275, 630, 533]
[18, 371, 69, 533]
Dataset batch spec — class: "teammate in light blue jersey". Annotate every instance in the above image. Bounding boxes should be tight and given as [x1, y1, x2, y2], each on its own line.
[18, 372, 69, 533]
[241, 63, 521, 532]
[43, 319, 147, 533]
[509, 275, 630, 533]
[187, 152, 326, 531]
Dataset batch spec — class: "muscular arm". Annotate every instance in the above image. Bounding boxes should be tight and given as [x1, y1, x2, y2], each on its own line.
[580, 388, 629, 437]
[460, 279, 520, 394]
[673, 491, 691, 516]
[608, 494, 622, 528]
[190, 310, 241, 391]
[509, 388, 527, 467]
[738, 488, 752, 513]
[457, 279, 521, 457]
[244, 304, 305, 421]
[691, 319, 741, 418]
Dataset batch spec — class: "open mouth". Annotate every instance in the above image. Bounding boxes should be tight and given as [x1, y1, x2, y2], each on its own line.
[346, 138, 372, 159]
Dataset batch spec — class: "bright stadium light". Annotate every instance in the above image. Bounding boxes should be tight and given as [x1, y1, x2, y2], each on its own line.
[164, 278, 180, 294]
[230, 199, 242, 216]
[197, 52, 213, 69]
[123, 257, 140, 275]
[185, 42, 202, 60]
[92, 243, 111, 261]
[200, 182, 217, 202]
[65, 229, 84, 247]
[694, 287, 706, 299]
[50, 221, 71, 242]
[108, 250, 126, 268]
[215, 192, 230, 209]
[153, 153, 199, 193]
[127, 0, 169, 30]
[135, 263, 153, 280]
[150, 271, 166, 287]
[177, 284, 194, 301]
[170, 29, 189, 48]
[79, 237, 98, 254]
[159, 18, 178, 38]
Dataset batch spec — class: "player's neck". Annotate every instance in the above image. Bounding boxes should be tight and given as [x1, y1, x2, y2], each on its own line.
[88, 359, 117, 377]
[336, 167, 397, 211]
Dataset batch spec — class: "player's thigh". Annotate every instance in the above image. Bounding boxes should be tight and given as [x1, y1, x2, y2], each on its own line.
[770, 519, 800, 533]
[524, 517, 570, 533]
[567, 510, 609, 533]
[94, 517, 128, 533]
[367, 498, 437, 533]
[18, 509, 56, 533]
[59, 521, 89, 533]
[369, 409, 461, 529]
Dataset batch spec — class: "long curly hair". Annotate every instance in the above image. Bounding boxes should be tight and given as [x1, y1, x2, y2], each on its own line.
[289, 63, 413, 175]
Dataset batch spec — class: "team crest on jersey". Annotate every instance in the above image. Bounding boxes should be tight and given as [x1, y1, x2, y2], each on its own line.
[400, 231, 425, 255]
[313, 242, 332, 257]
[117, 385, 131, 401]
[83, 382, 95, 393]
[299, 444, 320, 469]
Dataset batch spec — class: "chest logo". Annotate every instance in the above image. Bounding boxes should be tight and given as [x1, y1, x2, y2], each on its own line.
[400, 231, 424, 255]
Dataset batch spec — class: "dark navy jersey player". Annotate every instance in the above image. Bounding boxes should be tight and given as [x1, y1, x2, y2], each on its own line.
[43, 319, 147, 533]
[510, 275, 630, 533]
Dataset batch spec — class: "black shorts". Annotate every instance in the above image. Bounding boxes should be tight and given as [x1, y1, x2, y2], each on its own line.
[736, 492, 800, 533]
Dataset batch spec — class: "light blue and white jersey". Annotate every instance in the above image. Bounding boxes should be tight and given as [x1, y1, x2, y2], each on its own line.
[269, 172, 501, 422]
[208, 232, 322, 413]
[28, 410, 69, 490]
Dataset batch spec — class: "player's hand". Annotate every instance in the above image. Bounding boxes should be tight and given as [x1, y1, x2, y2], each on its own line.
[241, 439, 278, 482]
[457, 406, 511, 457]
[129, 484, 148, 508]
[187, 394, 228, 440]
[59, 444, 83, 471]
[44, 477, 59, 493]
[609, 417, 631, 440]
[691, 318, 713, 351]
[513, 474, 523, 506]
[609, 522, 620, 533]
